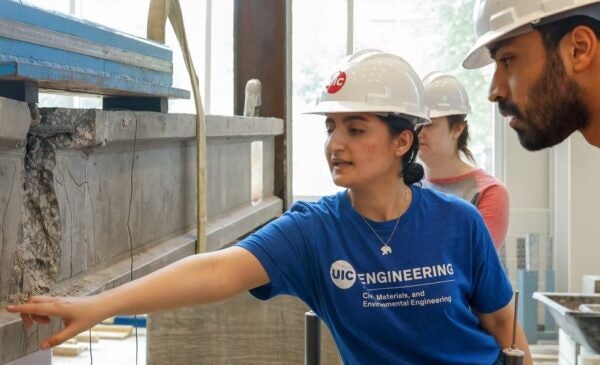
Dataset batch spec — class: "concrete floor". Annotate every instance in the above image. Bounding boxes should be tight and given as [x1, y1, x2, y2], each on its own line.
[51, 335, 556, 365]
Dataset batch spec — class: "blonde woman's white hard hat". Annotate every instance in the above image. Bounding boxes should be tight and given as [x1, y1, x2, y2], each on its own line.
[423, 72, 471, 119]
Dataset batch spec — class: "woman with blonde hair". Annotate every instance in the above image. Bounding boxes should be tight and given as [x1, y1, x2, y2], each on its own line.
[419, 72, 509, 249]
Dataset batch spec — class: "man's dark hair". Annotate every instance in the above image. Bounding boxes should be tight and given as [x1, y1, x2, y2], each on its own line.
[536, 15, 600, 51]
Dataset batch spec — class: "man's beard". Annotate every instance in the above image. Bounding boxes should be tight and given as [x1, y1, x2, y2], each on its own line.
[499, 49, 590, 151]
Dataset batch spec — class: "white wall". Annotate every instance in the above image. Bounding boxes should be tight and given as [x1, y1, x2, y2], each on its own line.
[562, 133, 600, 291]
[502, 117, 551, 285]
[502, 116, 600, 292]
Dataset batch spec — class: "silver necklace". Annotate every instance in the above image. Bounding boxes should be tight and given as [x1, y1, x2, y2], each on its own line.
[359, 187, 408, 256]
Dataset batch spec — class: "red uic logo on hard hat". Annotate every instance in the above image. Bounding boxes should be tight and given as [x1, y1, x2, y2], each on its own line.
[326, 71, 346, 94]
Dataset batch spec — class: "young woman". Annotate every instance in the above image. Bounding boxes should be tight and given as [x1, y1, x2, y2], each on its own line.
[6, 51, 531, 365]
[419, 72, 510, 249]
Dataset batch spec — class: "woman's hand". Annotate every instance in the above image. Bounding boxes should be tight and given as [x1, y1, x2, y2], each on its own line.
[6, 295, 102, 350]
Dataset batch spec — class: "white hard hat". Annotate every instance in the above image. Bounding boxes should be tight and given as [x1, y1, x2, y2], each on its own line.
[422, 72, 471, 118]
[463, 0, 600, 69]
[304, 49, 430, 126]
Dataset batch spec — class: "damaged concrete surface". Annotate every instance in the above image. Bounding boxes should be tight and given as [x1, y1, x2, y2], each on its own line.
[9, 108, 114, 302]
[0, 102, 199, 365]
[7, 108, 198, 303]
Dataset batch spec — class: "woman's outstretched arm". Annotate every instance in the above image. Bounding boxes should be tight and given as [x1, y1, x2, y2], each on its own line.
[5, 246, 268, 349]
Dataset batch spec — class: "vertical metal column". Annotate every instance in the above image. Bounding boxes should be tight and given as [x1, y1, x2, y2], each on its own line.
[305, 311, 321, 365]
[234, 0, 291, 208]
[517, 234, 539, 343]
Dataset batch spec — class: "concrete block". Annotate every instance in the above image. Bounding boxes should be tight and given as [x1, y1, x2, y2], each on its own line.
[0, 97, 31, 151]
[4, 350, 50, 365]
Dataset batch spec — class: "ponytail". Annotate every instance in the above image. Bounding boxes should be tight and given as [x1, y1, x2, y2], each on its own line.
[378, 115, 424, 185]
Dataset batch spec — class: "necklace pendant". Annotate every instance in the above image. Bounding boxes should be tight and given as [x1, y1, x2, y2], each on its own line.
[381, 245, 392, 255]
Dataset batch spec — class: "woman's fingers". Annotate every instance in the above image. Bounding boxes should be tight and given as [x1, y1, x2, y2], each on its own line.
[6, 302, 57, 317]
[31, 314, 51, 324]
[40, 325, 83, 350]
[20, 313, 33, 328]
[6, 295, 78, 317]
[5, 296, 100, 349]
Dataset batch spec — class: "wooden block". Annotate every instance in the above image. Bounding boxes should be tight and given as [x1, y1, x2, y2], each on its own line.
[52, 343, 88, 356]
[90, 330, 131, 339]
[75, 332, 100, 343]
[92, 324, 134, 334]
[90, 324, 134, 339]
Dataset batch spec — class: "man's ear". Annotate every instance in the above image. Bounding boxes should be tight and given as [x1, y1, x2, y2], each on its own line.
[562, 25, 597, 73]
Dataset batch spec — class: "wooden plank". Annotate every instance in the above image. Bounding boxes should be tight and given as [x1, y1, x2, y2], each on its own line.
[90, 331, 131, 340]
[52, 343, 87, 357]
[75, 332, 100, 343]
[88, 323, 133, 339]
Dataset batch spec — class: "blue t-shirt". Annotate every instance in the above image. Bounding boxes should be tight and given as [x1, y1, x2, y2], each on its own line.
[237, 186, 512, 365]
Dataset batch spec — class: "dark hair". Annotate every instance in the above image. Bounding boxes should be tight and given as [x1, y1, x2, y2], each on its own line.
[446, 114, 476, 164]
[378, 115, 424, 185]
[536, 15, 600, 52]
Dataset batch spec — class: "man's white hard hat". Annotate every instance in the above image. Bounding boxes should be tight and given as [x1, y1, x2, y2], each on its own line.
[463, 0, 600, 69]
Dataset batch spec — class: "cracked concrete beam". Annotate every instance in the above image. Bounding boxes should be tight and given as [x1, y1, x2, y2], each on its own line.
[8, 108, 201, 303]
[0, 107, 285, 365]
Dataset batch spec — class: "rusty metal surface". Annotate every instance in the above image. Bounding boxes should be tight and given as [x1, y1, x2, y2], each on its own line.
[234, 0, 291, 208]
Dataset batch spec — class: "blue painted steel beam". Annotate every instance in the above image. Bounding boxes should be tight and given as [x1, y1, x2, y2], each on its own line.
[0, 61, 189, 99]
[0, 0, 189, 100]
[1, 0, 170, 60]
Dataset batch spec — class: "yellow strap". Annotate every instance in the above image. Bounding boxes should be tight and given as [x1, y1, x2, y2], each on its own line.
[147, 0, 207, 254]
